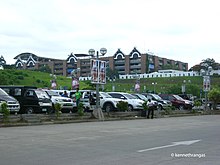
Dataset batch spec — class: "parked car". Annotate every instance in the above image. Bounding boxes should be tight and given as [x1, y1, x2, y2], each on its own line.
[93, 92, 128, 112]
[0, 88, 20, 114]
[108, 92, 144, 111]
[44, 90, 76, 113]
[69, 90, 92, 111]
[159, 94, 193, 110]
[142, 93, 171, 110]
[131, 93, 158, 110]
[0, 86, 53, 114]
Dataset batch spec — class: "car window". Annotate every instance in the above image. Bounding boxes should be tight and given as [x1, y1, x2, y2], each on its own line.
[46, 90, 60, 96]
[168, 95, 175, 100]
[26, 90, 35, 96]
[124, 93, 136, 99]
[35, 90, 50, 99]
[160, 95, 167, 100]
[100, 92, 112, 98]
[0, 88, 10, 95]
[152, 94, 163, 100]
[136, 94, 147, 100]
[109, 93, 122, 99]
[14, 88, 22, 96]
[174, 95, 184, 101]
[0, 88, 8, 96]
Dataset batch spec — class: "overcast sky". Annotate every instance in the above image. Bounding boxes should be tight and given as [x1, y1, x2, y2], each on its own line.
[0, 0, 220, 69]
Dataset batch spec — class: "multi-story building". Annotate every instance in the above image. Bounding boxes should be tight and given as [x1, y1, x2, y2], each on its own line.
[13, 48, 188, 78]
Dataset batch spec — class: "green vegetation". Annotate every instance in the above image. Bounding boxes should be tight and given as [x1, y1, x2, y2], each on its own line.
[142, 101, 148, 111]
[116, 101, 128, 111]
[0, 102, 10, 123]
[0, 69, 90, 90]
[77, 102, 84, 116]
[54, 103, 62, 119]
[208, 88, 220, 109]
[104, 76, 220, 98]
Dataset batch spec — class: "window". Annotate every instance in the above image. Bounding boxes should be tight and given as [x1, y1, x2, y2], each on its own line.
[14, 88, 22, 96]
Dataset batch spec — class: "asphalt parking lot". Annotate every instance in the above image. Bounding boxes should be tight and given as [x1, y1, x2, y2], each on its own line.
[0, 115, 220, 165]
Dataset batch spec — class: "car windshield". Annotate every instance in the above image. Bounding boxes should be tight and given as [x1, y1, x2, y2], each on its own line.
[124, 93, 137, 99]
[100, 92, 112, 98]
[46, 90, 60, 96]
[174, 95, 185, 101]
[0, 89, 8, 96]
[136, 94, 147, 100]
[35, 90, 50, 99]
[152, 94, 163, 100]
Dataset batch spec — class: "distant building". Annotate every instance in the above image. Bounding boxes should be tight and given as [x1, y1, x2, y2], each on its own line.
[13, 48, 188, 79]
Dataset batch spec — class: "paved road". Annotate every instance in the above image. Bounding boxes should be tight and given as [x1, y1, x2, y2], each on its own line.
[0, 115, 219, 165]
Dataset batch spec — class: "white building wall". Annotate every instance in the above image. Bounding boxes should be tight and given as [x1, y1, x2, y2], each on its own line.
[78, 69, 219, 81]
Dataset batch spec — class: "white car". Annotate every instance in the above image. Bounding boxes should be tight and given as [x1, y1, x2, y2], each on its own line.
[44, 90, 76, 112]
[108, 92, 144, 111]
[98, 92, 128, 112]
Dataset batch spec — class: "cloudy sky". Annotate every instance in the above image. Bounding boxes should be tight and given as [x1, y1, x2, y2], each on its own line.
[0, 0, 220, 68]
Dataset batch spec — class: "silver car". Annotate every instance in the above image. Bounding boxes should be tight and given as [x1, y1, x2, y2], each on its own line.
[108, 92, 144, 111]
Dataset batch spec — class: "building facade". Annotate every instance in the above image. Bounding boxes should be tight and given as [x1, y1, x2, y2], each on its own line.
[14, 48, 188, 79]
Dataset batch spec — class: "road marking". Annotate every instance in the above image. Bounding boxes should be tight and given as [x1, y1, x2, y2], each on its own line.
[137, 139, 201, 153]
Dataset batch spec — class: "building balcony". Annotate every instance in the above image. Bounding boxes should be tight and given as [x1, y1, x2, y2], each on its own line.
[114, 60, 125, 65]
[115, 66, 125, 70]
[130, 59, 141, 64]
[130, 64, 141, 69]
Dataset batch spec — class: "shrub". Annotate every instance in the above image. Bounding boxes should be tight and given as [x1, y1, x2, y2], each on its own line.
[0, 102, 10, 123]
[208, 88, 220, 110]
[17, 75, 24, 80]
[77, 102, 84, 116]
[36, 79, 41, 83]
[142, 101, 149, 111]
[116, 101, 128, 111]
[164, 106, 173, 115]
[54, 103, 62, 119]
[194, 100, 202, 107]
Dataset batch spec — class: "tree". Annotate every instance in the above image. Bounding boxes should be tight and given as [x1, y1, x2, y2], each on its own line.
[38, 65, 51, 73]
[189, 58, 220, 71]
[0, 73, 8, 84]
[208, 88, 220, 110]
[106, 67, 119, 79]
[167, 84, 181, 94]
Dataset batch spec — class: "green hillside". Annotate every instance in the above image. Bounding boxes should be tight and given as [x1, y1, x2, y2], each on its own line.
[0, 69, 90, 90]
[0, 69, 219, 97]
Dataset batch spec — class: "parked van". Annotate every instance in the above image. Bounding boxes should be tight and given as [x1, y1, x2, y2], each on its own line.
[0, 88, 20, 114]
[0, 86, 53, 114]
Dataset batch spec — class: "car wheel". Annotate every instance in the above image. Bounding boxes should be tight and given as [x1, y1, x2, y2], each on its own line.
[179, 105, 184, 110]
[47, 107, 53, 114]
[128, 105, 133, 111]
[26, 107, 34, 114]
[158, 105, 163, 111]
[105, 103, 113, 112]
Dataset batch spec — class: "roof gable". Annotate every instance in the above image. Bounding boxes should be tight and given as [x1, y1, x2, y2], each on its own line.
[114, 49, 125, 59]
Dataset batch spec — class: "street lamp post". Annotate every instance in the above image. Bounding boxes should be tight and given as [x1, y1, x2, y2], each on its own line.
[110, 76, 116, 91]
[89, 48, 107, 120]
[181, 79, 191, 95]
[152, 82, 157, 94]
[200, 66, 212, 111]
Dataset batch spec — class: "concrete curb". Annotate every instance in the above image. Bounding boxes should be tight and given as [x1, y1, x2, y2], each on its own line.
[0, 111, 219, 127]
